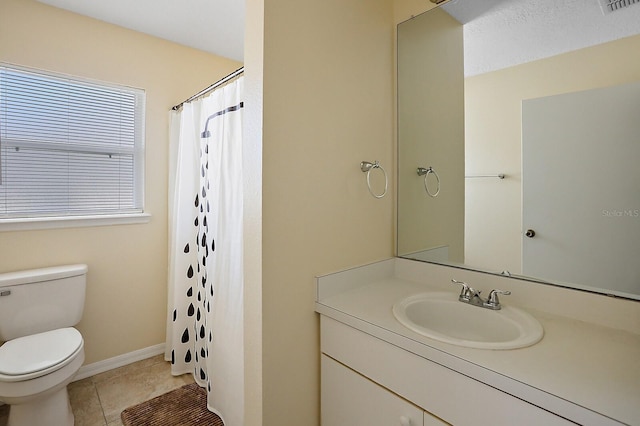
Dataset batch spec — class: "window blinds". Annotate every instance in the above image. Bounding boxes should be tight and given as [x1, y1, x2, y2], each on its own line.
[0, 65, 145, 218]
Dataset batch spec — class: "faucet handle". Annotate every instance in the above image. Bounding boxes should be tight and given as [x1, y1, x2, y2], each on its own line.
[484, 289, 511, 310]
[451, 279, 471, 300]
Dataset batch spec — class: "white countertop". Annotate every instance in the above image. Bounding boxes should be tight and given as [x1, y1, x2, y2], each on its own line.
[315, 258, 640, 426]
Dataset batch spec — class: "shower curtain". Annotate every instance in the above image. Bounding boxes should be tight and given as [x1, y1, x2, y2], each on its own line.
[166, 76, 244, 426]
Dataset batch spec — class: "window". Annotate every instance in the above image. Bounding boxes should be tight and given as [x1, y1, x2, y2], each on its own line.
[0, 64, 145, 225]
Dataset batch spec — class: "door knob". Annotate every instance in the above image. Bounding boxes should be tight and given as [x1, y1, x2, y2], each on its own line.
[525, 229, 536, 238]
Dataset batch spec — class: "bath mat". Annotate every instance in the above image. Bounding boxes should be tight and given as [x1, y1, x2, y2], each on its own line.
[121, 383, 224, 426]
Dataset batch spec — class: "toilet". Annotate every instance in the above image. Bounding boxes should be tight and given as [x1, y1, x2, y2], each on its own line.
[0, 264, 87, 426]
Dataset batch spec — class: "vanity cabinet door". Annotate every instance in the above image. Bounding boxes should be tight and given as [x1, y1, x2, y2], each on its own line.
[424, 411, 450, 426]
[321, 354, 425, 426]
[321, 316, 580, 426]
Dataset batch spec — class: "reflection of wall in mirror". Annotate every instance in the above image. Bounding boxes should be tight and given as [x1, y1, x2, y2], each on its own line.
[464, 33, 640, 276]
[397, 8, 465, 262]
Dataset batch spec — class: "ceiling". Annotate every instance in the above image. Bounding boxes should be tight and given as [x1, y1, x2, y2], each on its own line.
[37, 0, 640, 76]
[443, 0, 640, 76]
[37, 0, 245, 62]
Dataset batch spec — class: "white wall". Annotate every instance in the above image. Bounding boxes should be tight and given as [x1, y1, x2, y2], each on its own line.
[242, 0, 264, 423]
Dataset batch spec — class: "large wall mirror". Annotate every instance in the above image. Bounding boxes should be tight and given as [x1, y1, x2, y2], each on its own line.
[397, 0, 640, 301]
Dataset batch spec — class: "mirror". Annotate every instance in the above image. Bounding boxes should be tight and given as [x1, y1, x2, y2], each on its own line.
[397, 0, 640, 300]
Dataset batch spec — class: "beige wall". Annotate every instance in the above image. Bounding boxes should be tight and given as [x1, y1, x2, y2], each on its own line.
[394, 0, 435, 24]
[0, 0, 241, 364]
[465, 33, 640, 274]
[259, 0, 395, 423]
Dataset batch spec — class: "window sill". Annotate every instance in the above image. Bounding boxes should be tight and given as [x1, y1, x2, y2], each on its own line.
[0, 213, 152, 232]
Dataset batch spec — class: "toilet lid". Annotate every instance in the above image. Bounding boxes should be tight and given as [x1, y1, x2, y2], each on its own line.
[0, 327, 83, 376]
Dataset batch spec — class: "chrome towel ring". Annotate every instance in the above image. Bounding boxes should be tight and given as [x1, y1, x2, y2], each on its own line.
[417, 166, 440, 197]
[360, 161, 388, 199]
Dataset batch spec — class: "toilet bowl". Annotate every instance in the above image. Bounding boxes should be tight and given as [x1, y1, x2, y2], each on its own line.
[0, 265, 87, 426]
[0, 328, 85, 426]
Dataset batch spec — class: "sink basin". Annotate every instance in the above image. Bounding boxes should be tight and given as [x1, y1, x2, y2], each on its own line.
[392, 292, 543, 350]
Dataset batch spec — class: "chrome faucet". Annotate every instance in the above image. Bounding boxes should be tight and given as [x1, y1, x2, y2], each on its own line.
[451, 279, 511, 310]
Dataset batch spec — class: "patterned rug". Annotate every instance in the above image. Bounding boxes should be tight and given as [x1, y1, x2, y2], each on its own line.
[121, 383, 224, 426]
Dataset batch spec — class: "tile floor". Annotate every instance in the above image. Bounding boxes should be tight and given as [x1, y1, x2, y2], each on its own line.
[0, 354, 194, 426]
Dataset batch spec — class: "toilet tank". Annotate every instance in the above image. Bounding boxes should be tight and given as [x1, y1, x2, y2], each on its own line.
[0, 264, 87, 341]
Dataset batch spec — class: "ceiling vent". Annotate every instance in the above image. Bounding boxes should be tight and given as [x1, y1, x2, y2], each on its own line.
[598, 0, 639, 14]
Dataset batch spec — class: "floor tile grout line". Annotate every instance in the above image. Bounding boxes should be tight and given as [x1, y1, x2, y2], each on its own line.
[94, 380, 109, 426]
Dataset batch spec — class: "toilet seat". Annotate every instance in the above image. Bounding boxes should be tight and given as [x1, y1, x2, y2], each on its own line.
[0, 327, 83, 382]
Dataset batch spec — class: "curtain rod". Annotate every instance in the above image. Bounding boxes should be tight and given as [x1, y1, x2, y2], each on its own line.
[171, 66, 244, 111]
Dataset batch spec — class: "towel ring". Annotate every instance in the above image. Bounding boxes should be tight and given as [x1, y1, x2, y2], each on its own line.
[417, 166, 440, 197]
[360, 161, 388, 199]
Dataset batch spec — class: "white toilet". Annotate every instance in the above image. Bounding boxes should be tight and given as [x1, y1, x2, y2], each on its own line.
[0, 264, 87, 426]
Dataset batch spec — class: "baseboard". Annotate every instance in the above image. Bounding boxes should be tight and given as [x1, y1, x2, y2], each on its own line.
[74, 343, 166, 381]
[0, 343, 166, 407]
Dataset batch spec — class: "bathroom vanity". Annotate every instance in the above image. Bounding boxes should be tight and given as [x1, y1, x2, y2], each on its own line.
[315, 258, 640, 426]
